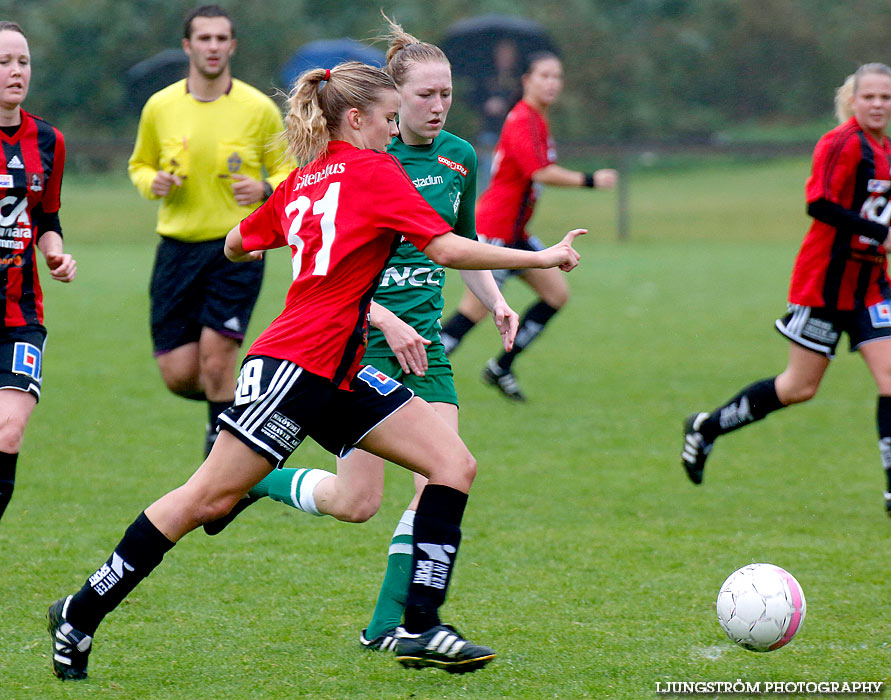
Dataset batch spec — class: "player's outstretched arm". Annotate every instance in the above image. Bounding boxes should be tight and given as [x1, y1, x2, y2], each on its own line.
[424, 229, 587, 272]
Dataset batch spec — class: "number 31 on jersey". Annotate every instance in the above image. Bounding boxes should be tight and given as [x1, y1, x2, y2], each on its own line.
[284, 182, 340, 280]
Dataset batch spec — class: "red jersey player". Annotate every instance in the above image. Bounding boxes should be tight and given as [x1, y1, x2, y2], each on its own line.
[0, 22, 76, 522]
[682, 63, 891, 516]
[440, 52, 617, 400]
[47, 60, 586, 681]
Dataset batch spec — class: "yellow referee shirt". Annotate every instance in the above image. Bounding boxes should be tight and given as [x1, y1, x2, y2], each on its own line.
[128, 78, 293, 242]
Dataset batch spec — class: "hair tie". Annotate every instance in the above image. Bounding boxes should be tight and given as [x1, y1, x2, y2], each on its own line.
[324, 69, 331, 81]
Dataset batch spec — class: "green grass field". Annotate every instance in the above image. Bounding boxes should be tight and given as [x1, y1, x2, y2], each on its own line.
[4, 158, 890, 699]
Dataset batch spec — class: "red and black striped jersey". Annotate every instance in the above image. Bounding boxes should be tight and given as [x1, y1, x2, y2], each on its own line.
[790, 117, 891, 310]
[0, 109, 65, 327]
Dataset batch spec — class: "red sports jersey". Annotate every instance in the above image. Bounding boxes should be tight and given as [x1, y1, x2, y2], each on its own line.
[790, 117, 891, 310]
[0, 109, 65, 326]
[476, 99, 555, 245]
[239, 140, 452, 389]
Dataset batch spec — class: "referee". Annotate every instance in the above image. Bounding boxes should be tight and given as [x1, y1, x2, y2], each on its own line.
[128, 5, 292, 454]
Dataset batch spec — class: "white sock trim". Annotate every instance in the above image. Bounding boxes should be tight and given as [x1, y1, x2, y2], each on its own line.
[290, 468, 332, 516]
[393, 508, 415, 537]
[388, 543, 414, 556]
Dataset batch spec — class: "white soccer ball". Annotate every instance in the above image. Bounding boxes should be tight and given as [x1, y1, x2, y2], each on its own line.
[715, 563, 806, 652]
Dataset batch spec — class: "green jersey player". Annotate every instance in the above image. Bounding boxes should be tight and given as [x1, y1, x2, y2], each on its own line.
[363, 130, 483, 401]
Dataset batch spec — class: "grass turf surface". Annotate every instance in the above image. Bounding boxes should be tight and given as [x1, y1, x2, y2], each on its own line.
[3, 159, 889, 699]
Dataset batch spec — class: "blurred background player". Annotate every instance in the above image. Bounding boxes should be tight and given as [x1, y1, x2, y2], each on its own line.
[0, 22, 76, 522]
[440, 52, 617, 401]
[681, 63, 891, 515]
[127, 4, 291, 455]
[203, 15, 522, 654]
[47, 59, 586, 681]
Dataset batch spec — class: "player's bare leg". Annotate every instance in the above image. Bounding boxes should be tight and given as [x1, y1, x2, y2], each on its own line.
[0, 388, 35, 521]
[156, 342, 203, 397]
[48, 432, 273, 680]
[197, 327, 239, 456]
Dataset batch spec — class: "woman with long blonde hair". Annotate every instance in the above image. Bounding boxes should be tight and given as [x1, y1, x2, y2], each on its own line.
[48, 59, 586, 680]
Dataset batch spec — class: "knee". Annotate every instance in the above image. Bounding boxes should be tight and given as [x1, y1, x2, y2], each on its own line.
[464, 453, 478, 486]
[778, 380, 819, 405]
[199, 352, 236, 393]
[158, 365, 202, 397]
[0, 415, 28, 453]
[194, 491, 243, 525]
[333, 490, 382, 523]
[164, 377, 202, 398]
[444, 451, 477, 492]
[545, 287, 569, 309]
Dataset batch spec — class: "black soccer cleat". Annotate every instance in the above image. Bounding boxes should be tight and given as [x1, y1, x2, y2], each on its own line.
[481, 359, 526, 402]
[47, 596, 91, 681]
[202, 493, 260, 536]
[395, 624, 495, 673]
[360, 627, 400, 652]
[682, 412, 713, 485]
[884, 491, 891, 518]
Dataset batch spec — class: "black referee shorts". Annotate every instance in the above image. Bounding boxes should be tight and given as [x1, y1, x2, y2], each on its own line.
[150, 236, 264, 355]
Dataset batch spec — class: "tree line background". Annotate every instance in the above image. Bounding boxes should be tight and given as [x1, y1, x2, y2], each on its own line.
[5, 0, 891, 156]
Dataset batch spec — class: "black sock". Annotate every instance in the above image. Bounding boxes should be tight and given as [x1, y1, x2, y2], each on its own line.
[440, 313, 476, 355]
[67, 512, 175, 636]
[0, 451, 18, 521]
[403, 484, 467, 633]
[497, 301, 559, 372]
[877, 396, 891, 492]
[208, 400, 231, 429]
[700, 378, 784, 442]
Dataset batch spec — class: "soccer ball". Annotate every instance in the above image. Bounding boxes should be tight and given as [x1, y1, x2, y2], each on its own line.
[715, 563, 806, 652]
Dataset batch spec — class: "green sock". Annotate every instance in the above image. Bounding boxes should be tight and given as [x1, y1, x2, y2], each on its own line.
[249, 467, 332, 516]
[365, 508, 415, 638]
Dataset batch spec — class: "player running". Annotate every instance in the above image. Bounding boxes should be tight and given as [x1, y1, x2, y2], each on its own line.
[202, 16, 523, 657]
[47, 60, 586, 681]
[440, 51, 616, 401]
[681, 63, 891, 516]
[0, 22, 76, 522]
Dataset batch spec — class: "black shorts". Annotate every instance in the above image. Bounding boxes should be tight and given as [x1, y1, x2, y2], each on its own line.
[218, 356, 414, 468]
[478, 235, 546, 287]
[150, 236, 264, 355]
[776, 302, 891, 358]
[0, 325, 47, 400]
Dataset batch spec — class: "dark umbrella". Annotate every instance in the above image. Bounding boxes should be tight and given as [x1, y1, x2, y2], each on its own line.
[441, 14, 558, 81]
[125, 48, 190, 112]
[280, 38, 386, 89]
